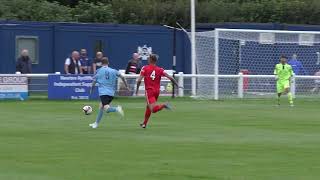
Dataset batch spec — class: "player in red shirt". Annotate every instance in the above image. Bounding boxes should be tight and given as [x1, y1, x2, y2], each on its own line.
[136, 54, 182, 128]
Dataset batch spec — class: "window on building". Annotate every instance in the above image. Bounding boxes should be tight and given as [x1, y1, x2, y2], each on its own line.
[16, 36, 39, 64]
[94, 40, 105, 53]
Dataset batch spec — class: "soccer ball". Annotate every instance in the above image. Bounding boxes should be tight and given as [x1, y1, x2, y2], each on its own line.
[82, 105, 93, 115]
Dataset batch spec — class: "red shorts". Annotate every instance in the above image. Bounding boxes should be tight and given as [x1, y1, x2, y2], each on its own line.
[145, 89, 160, 105]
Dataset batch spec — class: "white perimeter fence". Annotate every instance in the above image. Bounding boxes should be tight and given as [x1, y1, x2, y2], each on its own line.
[4, 73, 320, 99]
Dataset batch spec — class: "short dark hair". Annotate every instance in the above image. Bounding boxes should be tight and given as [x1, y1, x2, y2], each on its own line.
[149, 54, 158, 63]
[280, 55, 287, 59]
[101, 57, 109, 65]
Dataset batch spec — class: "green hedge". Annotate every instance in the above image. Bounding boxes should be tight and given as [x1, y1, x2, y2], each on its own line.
[1, 0, 320, 26]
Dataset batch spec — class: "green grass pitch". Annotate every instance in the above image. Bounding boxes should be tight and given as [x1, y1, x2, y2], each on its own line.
[0, 98, 320, 180]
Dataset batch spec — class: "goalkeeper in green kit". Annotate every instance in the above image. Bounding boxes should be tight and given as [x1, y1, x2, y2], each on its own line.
[274, 55, 294, 106]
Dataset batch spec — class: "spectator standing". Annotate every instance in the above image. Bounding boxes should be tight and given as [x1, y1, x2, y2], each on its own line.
[16, 49, 32, 74]
[288, 54, 307, 75]
[92, 51, 103, 74]
[125, 53, 141, 74]
[64, 51, 82, 74]
[125, 53, 142, 95]
[79, 49, 92, 74]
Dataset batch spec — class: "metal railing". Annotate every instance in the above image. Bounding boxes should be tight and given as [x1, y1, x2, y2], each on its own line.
[3, 73, 320, 99]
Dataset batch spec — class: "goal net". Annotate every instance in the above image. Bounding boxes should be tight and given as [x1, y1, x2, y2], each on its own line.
[190, 29, 320, 99]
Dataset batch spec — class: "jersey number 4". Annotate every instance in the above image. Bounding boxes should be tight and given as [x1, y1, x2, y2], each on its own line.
[150, 70, 156, 81]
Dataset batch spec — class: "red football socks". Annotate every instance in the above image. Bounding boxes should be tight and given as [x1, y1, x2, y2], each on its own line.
[143, 104, 165, 125]
[143, 107, 151, 125]
[152, 104, 165, 113]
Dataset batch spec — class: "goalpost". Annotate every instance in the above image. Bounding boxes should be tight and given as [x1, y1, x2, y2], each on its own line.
[190, 0, 197, 96]
[190, 28, 320, 99]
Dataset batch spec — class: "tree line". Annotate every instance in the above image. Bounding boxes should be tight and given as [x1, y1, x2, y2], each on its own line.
[1, 0, 320, 27]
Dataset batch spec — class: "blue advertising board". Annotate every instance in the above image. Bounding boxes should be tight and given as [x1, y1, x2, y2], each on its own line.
[0, 75, 28, 100]
[48, 75, 98, 100]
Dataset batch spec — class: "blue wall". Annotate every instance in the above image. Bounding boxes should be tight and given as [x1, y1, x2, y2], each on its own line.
[1, 21, 320, 74]
[0, 23, 54, 73]
[0, 21, 188, 74]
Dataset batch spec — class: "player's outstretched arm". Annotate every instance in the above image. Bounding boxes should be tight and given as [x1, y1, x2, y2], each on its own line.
[274, 66, 278, 81]
[90, 80, 96, 95]
[92, 64, 97, 74]
[289, 67, 294, 81]
[163, 72, 183, 89]
[119, 74, 130, 91]
[135, 75, 143, 95]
